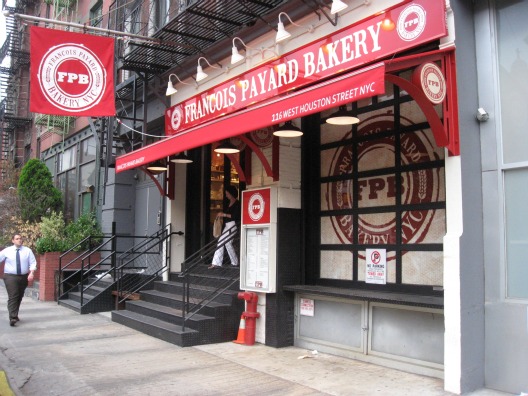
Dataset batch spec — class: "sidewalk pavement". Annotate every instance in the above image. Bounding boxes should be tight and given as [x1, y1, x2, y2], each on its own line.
[0, 281, 514, 396]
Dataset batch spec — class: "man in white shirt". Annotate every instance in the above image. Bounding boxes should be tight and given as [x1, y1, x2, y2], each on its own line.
[0, 234, 37, 326]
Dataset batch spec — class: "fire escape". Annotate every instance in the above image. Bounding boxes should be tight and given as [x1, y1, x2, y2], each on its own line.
[0, 0, 33, 185]
[104, 0, 326, 170]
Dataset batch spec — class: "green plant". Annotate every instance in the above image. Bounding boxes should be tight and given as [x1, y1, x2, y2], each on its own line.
[18, 159, 62, 223]
[35, 211, 103, 254]
[35, 211, 68, 254]
[65, 211, 103, 250]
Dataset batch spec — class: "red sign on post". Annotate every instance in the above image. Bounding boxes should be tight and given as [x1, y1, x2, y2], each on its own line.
[243, 188, 271, 225]
[30, 27, 115, 116]
[165, 0, 446, 136]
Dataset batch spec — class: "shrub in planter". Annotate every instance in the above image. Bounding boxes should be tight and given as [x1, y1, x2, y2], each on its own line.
[65, 211, 103, 250]
[35, 212, 68, 254]
[35, 211, 103, 254]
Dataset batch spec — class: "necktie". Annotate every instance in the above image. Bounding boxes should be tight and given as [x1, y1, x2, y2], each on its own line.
[16, 249, 21, 275]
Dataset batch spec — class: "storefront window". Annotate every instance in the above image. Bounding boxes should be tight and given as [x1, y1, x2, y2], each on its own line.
[58, 146, 76, 173]
[314, 77, 446, 291]
[497, 0, 528, 164]
[504, 169, 528, 299]
[57, 169, 78, 222]
[496, 0, 528, 300]
[45, 132, 97, 222]
[80, 136, 96, 163]
[45, 157, 55, 176]
[80, 163, 95, 189]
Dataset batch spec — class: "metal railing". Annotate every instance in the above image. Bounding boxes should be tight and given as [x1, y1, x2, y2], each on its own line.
[179, 227, 240, 330]
[58, 223, 184, 310]
[113, 226, 183, 307]
[58, 234, 113, 304]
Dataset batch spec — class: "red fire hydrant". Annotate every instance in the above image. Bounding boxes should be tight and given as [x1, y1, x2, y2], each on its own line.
[238, 292, 260, 346]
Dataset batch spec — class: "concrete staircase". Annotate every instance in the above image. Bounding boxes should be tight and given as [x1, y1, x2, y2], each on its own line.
[58, 276, 116, 314]
[111, 265, 243, 347]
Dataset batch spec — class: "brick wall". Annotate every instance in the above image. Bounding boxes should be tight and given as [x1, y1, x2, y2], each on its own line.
[39, 252, 100, 301]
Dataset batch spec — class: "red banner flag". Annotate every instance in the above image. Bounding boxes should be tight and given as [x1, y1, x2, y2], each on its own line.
[30, 26, 115, 116]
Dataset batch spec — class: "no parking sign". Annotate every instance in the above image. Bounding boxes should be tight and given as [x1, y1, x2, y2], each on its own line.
[366, 248, 386, 284]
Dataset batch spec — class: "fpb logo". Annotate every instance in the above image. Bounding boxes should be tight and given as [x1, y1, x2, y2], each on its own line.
[413, 63, 446, 105]
[326, 112, 443, 261]
[171, 107, 182, 131]
[397, 4, 427, 42]
[37, 43, 107, 113]
[248, 193, 265, 222]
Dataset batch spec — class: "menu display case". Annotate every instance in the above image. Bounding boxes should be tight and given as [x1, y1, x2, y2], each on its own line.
[240, 187, 277, 293]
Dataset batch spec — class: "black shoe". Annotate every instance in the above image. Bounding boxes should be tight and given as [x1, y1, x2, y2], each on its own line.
[9, 319, 16, 327]
[14, 317, 19, 322]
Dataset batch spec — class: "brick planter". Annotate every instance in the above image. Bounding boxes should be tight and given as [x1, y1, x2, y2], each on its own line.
[39, 251, 101, 301]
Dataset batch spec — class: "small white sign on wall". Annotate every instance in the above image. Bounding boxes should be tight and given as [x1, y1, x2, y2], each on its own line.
[300, 298, 314, 316]
[366, 248, 387, 284]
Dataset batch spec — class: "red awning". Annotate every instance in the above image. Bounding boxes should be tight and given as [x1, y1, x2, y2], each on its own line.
[115, 63, 385, 173]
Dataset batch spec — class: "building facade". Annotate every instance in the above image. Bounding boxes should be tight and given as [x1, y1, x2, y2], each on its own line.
[1, 0, 527, 394]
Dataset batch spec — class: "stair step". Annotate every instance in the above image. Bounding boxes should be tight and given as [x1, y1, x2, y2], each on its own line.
[58, 299, 82, 313]
[157, 279, 239, 292]
[68, 291, 95, 304]
[125, 300, 213, 327]
[153, 281, 239, 304]
[111, 310, 200, 347]
[189, 264, 241, 275]
[82, 285, 107, 296]
[140, 289, 230, 316]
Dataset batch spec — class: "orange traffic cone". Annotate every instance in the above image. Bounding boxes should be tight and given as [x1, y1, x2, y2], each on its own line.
[233, 315, 246, 344]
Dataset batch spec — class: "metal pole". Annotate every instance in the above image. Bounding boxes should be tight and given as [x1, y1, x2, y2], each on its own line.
[112, 221, 118, 310]
[3, 10, 192, 48]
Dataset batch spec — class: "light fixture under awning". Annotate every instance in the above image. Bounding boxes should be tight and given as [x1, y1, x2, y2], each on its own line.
[115, 63, 385, 173]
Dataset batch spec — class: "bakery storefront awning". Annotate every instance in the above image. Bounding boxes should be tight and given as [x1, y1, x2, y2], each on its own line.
[115, 63, 385, 173]
[116, 0, 453, 173]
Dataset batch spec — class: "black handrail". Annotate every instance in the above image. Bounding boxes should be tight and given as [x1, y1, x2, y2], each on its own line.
[58, 235, 116, 303]
[58, 223, 184, 310]
[114, 226, 184, 307]
[179, 227, 240, 331]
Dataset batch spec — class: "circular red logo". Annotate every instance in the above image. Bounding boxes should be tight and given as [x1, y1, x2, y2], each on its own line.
[248, 193, 265, 222]
[413, 63, 446, 105]
[250, 127, 274, 147]
[170, 107, 182, 131]
[397, 4, 427, 42]
[229, 136, 247, 151]
[37, 43, 107, 113]
[326, 113, 442, 261]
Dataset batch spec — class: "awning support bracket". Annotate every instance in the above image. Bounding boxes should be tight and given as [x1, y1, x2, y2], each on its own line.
[138, 166, 167, 197]
[238, 135, 278, 181]
[385, 73, 449, 151]
[384, 48, 460, 156]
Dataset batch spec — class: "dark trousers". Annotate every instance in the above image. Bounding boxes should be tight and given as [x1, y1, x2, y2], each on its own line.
[3, 274, 28, 320]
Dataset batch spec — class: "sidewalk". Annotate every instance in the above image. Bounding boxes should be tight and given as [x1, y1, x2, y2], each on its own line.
[0, 281, 512, 396]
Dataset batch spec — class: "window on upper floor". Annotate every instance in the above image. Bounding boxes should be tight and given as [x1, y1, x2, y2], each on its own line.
[90, 1, 103, 28]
